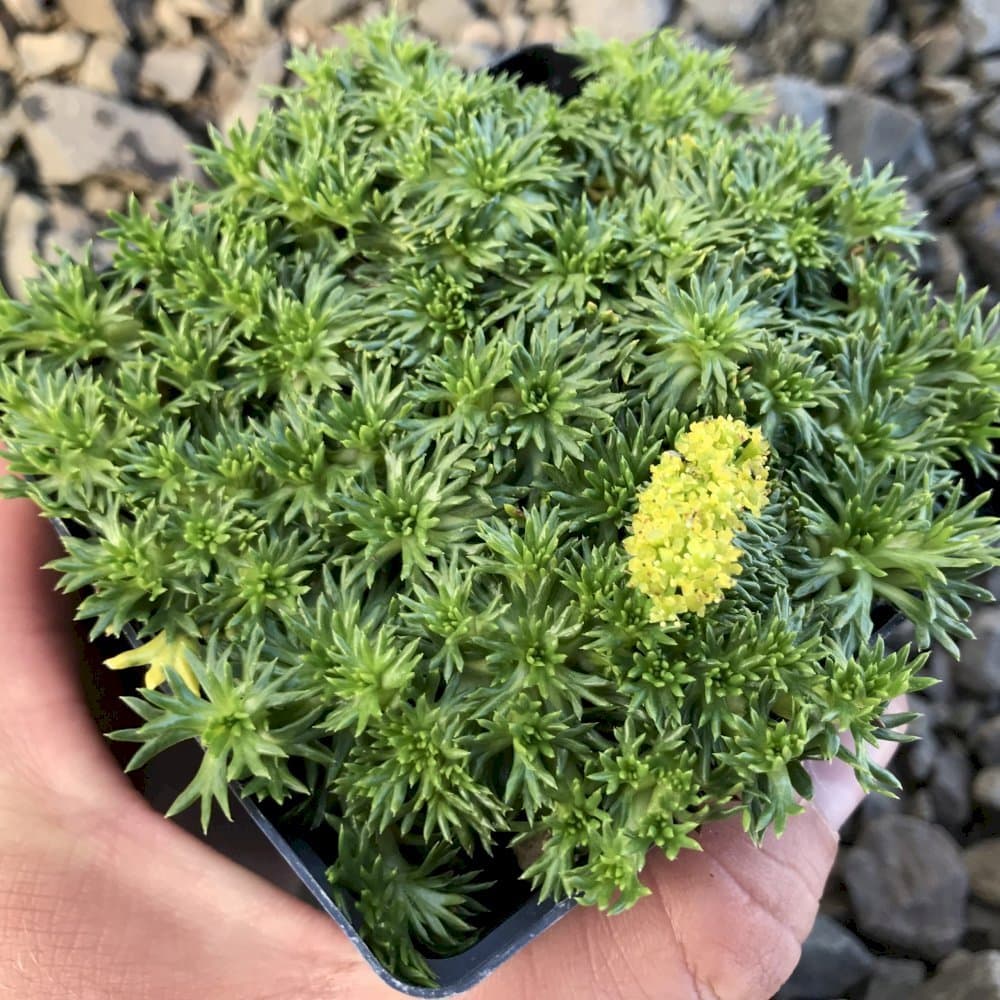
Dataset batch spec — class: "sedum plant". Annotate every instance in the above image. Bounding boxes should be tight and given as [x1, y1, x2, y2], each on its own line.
[2, 16, 1000, 986]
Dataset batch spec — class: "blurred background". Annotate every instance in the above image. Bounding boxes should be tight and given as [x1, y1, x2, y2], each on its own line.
[4, 1, 1000, 998]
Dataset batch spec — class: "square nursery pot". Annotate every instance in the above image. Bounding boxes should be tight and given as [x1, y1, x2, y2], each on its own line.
[41, 43, 971, 999]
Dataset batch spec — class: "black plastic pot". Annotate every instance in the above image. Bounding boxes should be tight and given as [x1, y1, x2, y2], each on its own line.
[42, 44, 940, 998]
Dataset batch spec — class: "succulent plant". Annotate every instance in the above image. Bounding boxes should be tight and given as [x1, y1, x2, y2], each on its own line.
[1, 16, 998, 987]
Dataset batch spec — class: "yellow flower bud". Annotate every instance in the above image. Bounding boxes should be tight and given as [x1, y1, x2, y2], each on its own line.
[624, 416, 770, 623]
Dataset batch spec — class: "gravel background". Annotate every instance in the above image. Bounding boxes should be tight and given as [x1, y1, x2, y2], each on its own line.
[3, 1, 1000, 997]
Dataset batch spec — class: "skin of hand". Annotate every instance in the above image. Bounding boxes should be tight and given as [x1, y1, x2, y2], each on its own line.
[0, 478, 902, 1000]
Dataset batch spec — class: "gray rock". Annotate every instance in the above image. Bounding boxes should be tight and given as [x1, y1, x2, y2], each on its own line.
[2, 192, 47, 299]
[684, 0, 768, 40]
[567, 0, 671, 41]
[76, 38, 138, 97]
[976, 135, 1000, 178]
[222, 39, 287, 130]
[974, 765, 1000, 811]
[960, 0, 1000, 57]
[915, 21, 966, 76]
[140, 45, 208, 104]
[171, 0, 234, 22]
[914, 950, 1000, 1000]
[286, 0, 359, 31]
[973, 55, 1000, 88]
[834, 93, 935, 183]
[810, 38, 849, 82]
[903, 696, 938, 782]
[842, 814, 968, 960]
[956, 606, 1000, 693]
[762, 75, 829, 130]
[983, 96, 1000, 135]
[0, 164, 16, 221]
[777, 914, 874, 999]
[6, 0, 54, 29]
[815, 0, 886, 42]
[968, 902, 1000, 950]
[932, 229, 968, 289]
[972, 716, 1000, 765]
[965, 839, 1000, 906]
[849, 32, 914, 90]
[40, 200, 97, 266]
[459, 18, 504, 49]
[14, 30, 88, 79]
[924, 159, 981, 209]
[921, 76, 981, 135]
[18, 83, 198, 189]
[416, 0, 475, 43]
[928, 741, 972, 827]
[864, 958, 928, 1000]
[525, 14, 571, 44]
[61, 0, 130, 39]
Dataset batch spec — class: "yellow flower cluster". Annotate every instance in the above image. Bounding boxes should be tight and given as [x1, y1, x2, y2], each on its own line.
[105, 631, 200, 693]
[624, 416, 770, 623]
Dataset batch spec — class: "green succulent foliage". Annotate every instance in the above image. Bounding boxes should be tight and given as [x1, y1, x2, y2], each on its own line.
[1, 16, 999, 988]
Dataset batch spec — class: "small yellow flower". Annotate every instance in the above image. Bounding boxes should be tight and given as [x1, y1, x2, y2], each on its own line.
[105, 632, 200, 693]
[624, 416, 770, 623]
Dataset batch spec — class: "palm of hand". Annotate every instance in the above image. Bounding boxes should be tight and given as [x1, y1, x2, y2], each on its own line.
[0, 490, 895, 1000]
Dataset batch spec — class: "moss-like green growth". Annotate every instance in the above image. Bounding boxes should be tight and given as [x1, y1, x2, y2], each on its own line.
[1, 17, 999, 986]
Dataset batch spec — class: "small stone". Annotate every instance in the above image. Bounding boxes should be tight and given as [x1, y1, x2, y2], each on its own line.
[415, 0, 473, 44]
[684, 0, 767, 40]
[82, 179, 126, 215]
[915, 21, 967, 76]
[762, 75, 829, 130]
[842, 814, 968, 960]
[968, 902, 1000, 950]
[459, 18, 503, 50]
[932, 229, 968, 289]
[483, 0, 517, 14]
[286, 0, 358, 33]
[152, 0, 193, 43]
[956, 606, 1000, 693]
[974, 765, 1000, 811]
[922, 77, 982, 136]
[972, 716, 1000, 765]
[18, 82, 199, 189]
[903, 695, 938, 782]
[140, 45, 208, 104]
[960, 0, 1000, 58]
[834, 92, 935, 183]
[973, 55, 1000, 87]
[566, 0, 671, 41]
[222, 39, 287, 131]
[777, 914, 874, 999]
[524, 0, 558, 11]
[171, 0, 234, 22]
[40, 200, 97, 265]
[849, 32, 914, 90]
[525, 14, 571, 45]
[0, 29, 15, 75]
[913, 950, 1000, 999]
[76, 38, 138, 97]
[927, 740, 972, 827]
[60, 0, 130, 39]
[965, 839, 1000, 906]
[815, 0, 886, 42]
[810, 38, 849, 82]
[449, 43, 494, 70]
[982, 96, 1000, 134]
[6, 0, 55, 30]
[2, 192, 47, 299]
[923, 159, 980, 210]
[0, 164, 16, 219]
[499, 13, 528, 49]
[864, 958, 928, 1000]
[15, 30, 88, 79]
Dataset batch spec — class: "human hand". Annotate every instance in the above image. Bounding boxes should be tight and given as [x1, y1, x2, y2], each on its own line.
[0, 482, 900, 1000]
